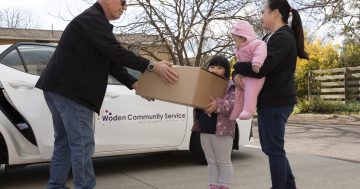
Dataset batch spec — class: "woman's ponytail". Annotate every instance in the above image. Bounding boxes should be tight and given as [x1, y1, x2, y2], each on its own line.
[267, 0, 309, 60]
[291, 9, 309, 59]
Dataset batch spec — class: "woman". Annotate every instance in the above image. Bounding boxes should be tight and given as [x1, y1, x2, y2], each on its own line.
[232, 0, 309, 188]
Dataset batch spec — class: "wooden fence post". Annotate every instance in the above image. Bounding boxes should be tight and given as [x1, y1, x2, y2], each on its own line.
[344, 68, 349, 102]
[308, 71, 312, 96]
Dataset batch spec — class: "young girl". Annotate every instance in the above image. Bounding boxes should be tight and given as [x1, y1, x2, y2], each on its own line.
[230, 20, 268, 120]
[192, 55, 236, 189]
[233, 0, 309, 188]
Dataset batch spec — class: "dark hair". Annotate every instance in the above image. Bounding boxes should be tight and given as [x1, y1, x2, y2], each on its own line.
[267, 0, 309, 59]
[206, 55, 231, 79]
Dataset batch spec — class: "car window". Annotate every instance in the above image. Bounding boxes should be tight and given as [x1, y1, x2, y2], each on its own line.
[0, 49, 26, 72]
[108, 68, 141, 85]
[17, 45, 55, 76]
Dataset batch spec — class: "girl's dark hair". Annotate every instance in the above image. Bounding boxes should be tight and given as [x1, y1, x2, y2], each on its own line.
[206, 55, 231, 79]
[267, 0, 309, 59]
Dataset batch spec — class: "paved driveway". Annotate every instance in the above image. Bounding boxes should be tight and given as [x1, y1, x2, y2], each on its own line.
[1, 115, 359, 189]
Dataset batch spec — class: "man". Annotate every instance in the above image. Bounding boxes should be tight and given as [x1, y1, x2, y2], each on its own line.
[36, 0, 179, 188]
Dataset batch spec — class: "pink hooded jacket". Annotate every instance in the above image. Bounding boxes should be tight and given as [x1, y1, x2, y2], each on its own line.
[231, 20, 267, 67]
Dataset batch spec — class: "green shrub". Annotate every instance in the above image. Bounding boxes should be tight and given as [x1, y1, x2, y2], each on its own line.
[294, 96, 360, 114]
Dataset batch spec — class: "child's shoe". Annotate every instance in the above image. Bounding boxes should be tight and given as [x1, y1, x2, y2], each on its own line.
[208, 185, 219, 189]
[219, 186, 229, 189]
[239, 110, 253, 120]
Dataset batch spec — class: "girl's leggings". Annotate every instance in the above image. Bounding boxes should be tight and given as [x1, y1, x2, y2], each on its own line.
[200, 133, 233, 187]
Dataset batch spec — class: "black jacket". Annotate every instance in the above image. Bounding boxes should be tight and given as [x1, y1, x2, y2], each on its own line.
[233, 25, 298, 109]
[36, 3, 150, 113]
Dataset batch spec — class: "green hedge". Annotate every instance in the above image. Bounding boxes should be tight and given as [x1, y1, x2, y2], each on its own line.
[294, 97, 360, 114]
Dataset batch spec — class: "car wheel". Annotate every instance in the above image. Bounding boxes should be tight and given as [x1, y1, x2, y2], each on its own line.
[189, 131, 207, 165]
[233, 123, 240, 150]
[0, 132, 8, 165]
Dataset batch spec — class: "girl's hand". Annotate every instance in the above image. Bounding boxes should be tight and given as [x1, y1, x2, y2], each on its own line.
[234, 74, 245, 91]
[205, 97, 218, 114]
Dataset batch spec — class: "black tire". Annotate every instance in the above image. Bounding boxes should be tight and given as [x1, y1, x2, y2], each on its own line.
[0, 132, 8, 165]
[189, 131, 207, 165]
[233, 123, 240, 150]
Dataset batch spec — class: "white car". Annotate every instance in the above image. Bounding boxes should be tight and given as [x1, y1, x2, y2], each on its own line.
[0, 42, 252, 170]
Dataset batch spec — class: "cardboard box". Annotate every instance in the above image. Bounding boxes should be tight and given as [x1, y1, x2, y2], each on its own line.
[136, 66, 229, 109]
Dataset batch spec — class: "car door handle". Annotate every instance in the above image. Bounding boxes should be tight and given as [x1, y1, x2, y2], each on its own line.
[8, 81, 35, 89]
[105, 92, 121, 98]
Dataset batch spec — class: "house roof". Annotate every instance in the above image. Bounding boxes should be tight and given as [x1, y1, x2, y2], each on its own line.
[0, 28, 62, 42]
[0, 28, 167, 46]
[115, 33, 165, 45]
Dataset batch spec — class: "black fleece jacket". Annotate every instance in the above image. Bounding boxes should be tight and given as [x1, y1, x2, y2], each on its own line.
[36, 3, 150, 113]
[233, 25, 298, 109]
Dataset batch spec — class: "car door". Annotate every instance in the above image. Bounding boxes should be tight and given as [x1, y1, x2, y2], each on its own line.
[237, 118, 253, 146]
[94, 70, 189, 153]
[0, 44, 56, 160]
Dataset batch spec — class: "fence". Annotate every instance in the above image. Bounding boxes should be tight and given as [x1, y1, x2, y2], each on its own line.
[308, 66, 360, 102]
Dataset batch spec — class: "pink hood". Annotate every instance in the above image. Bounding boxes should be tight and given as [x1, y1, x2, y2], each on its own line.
[231, 20, 257, 42]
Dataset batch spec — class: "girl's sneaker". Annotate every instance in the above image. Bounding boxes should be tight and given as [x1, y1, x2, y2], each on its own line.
[208, 185, 219, 189]
[219, 186, 229, 189]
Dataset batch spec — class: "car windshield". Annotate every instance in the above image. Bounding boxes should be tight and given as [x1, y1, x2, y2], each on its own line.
[17, 45, 56, 75]
[1, 43, 141, 85]
[0, 45, 12, 55]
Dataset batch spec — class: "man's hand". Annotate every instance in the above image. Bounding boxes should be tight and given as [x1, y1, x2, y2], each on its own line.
[142, 97, 155, 101]
[132, 81, 155, 101]
[131, 81, 139, 90]
[205, 97, 218, 114]
[252, 65, 260, 73]
[234, 74, 245, 91]
[153, 61, 179, 84]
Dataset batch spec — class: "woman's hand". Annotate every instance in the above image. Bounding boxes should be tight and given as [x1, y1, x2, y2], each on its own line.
[234, 74, 245, 91]
[252, 65, 260, 73]
[205, 97, 218, 114]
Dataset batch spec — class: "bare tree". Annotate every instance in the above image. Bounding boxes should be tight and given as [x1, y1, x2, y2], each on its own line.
[294, 0, 359, 40]
[0, 7, 38, 29]
[57, 0, 359, 66]
[121, 0, 360, 65]
[115, 0, 259, 67]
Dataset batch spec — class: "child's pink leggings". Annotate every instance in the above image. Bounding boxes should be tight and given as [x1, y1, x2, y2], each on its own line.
[230, 76, 265, 120]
